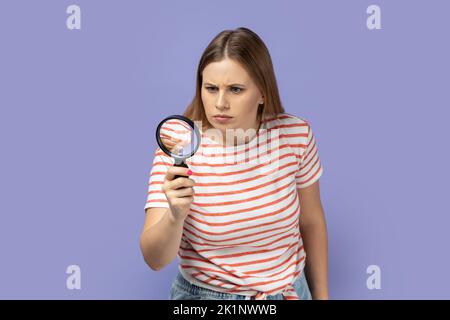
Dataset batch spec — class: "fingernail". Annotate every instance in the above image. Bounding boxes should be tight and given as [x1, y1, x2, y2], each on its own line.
[187, 169, 193, 175]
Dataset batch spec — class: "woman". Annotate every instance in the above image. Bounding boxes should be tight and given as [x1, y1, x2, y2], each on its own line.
[140, 27, 328, 300]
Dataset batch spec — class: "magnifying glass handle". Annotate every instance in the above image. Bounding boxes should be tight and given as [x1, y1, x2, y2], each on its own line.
[173, 162, 189, 180]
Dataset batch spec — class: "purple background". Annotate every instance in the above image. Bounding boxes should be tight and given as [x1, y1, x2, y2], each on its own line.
[0, 0, 449, 299]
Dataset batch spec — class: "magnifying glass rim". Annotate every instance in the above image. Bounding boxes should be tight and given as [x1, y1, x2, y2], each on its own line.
[156, 114, 201, 161]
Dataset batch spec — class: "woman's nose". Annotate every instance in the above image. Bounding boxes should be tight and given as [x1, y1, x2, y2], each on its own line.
[215, 91, 229, 109]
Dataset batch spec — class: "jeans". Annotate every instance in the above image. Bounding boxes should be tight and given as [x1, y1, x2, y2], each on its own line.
[169, 271, 312, 300]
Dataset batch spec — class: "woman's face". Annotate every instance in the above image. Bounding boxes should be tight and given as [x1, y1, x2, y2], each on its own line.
[201, 58, 264, 145]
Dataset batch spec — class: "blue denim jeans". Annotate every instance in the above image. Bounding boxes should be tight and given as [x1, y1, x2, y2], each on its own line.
[169, 271, 312, 300]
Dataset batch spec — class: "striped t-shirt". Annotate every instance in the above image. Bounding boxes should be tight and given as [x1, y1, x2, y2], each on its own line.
[145, 113, 324, 300]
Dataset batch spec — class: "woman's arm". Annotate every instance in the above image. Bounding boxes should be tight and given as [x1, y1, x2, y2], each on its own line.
[297, 180, 329, 300]
[140, 207, 185, 271]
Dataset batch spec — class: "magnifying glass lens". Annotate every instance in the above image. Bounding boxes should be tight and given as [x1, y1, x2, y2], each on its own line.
[156, 116, 201, 181]
[158, 119, 195, 158]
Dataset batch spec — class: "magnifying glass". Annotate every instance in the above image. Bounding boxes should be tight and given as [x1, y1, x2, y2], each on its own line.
[156, 115, 201, 180]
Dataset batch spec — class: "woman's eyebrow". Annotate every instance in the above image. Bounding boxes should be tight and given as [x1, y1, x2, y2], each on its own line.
[204, 82, 246, 87]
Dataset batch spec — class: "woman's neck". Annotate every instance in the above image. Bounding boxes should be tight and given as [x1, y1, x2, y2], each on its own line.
[203, 116, 262, 147]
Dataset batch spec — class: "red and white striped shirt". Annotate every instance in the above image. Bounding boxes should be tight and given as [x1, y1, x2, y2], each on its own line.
[145, 113, 324, 300]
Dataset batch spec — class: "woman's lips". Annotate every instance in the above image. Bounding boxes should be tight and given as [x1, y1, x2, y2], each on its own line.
[213, 116, 233, 123]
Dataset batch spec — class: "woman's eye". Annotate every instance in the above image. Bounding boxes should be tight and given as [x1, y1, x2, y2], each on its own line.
[205, 86, 242, 94]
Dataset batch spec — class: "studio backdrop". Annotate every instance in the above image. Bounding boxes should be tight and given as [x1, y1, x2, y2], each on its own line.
[0, 0, 449, 299]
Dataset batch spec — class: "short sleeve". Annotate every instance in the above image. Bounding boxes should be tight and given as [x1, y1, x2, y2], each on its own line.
[144, 147, 174, 212]
[295, 122, 324, 188]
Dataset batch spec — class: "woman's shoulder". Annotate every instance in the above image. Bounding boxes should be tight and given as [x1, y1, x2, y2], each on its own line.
[263, 112, 310, 131]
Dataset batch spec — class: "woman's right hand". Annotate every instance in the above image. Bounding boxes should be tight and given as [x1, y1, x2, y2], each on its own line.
[161, 166, 195, 223]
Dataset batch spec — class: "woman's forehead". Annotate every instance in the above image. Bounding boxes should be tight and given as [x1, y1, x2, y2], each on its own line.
[202, 59, 251, 85]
